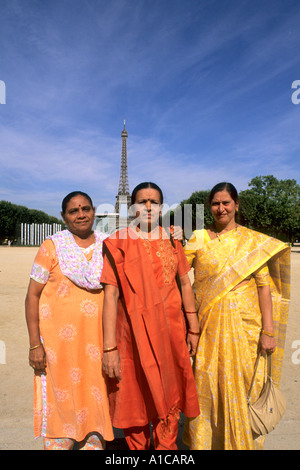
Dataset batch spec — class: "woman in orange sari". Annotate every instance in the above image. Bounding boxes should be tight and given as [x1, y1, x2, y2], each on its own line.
[25, 191, 114, 450]
[101, 182, 200, 450]
[183, 182, 290, 450]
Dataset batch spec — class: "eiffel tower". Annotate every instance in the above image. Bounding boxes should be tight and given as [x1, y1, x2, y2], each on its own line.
[115, 120, 131, 215]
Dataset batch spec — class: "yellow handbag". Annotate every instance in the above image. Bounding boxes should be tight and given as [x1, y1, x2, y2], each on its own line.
[247, 352, 286, 438]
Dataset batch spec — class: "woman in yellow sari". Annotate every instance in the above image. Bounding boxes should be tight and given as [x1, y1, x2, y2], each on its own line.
[183, 182, 290, 450]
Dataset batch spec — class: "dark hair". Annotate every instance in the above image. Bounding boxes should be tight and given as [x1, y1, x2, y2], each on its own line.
[208, 182, 239, 204]
[131, 182, 164, 205]
[61, 191, 94, 214]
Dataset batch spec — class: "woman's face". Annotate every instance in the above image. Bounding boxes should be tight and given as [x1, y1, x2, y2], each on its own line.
[210, 190, 239, 227]
[62, 195, 95, 237]
[133, 188, 162, 230]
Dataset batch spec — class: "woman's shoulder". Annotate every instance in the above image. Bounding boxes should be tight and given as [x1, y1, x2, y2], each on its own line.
[106, 228, 129, 240]
[237, 226, 288, 252]
[39, 237, 56, 255]
[185, 229, 209, 251]
[239, 226, 272, 241]
[104, 228, 137, 250]
[188, 228, 206, 237]
[190, 228, 210, 242]
[42, 237, 55, 248]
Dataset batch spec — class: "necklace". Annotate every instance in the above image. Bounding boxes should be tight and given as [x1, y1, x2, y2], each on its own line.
[137, 226, 162, 257]
[213, 222, 238, 242]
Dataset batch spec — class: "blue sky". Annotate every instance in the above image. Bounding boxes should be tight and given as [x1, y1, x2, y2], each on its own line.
[0, 0, 300, 217]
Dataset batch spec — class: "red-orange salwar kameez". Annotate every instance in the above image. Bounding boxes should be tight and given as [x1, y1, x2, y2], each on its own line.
[101, 227, 200, 449]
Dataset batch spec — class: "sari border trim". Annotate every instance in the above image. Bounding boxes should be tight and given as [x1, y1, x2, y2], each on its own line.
[41, 372, 47, 437]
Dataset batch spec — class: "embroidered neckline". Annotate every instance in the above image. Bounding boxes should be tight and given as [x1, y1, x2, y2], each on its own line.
[139, 229, 177, 285]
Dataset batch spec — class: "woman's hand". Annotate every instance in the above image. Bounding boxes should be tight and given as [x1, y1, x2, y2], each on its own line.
[170, 225, 183, 240]
[29, 345, 47, 372]
[102, 350, 122, 380]
[25, 279, 46, 372]
[257, 285, 276, 355]
[186, 333, 199, 357]
[260, 333, 276, 355]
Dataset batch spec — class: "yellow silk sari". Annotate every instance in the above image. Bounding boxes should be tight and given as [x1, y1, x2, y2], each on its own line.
[183, 226, 290, 450]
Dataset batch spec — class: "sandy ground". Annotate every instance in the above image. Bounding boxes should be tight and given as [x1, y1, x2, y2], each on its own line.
[0, 246, 299, 451]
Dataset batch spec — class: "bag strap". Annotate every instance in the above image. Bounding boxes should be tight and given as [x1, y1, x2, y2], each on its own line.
[247, 352, 272, 401]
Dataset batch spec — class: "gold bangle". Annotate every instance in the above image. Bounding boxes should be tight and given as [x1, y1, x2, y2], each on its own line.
[261, 330, 275, 337]
[29, 344, 42, 351]
[103, 346, 118, 353]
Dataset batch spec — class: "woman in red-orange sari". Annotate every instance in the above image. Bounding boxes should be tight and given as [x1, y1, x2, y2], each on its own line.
[101, 182, 200, 450]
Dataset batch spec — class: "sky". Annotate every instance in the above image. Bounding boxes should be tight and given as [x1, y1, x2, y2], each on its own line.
[0, 0, 300, 218]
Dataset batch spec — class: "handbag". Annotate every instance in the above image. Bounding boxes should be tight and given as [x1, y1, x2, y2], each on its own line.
[247, 352, 286, 438]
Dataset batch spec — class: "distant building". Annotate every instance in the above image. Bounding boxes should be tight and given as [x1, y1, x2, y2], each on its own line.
[95, 121, 134, 234]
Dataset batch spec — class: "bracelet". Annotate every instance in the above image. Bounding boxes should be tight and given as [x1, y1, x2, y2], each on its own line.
[188, 330, 200, 336]
[261, 330, 275, 337]
[29, 344, 42, 351]
[185, 311, 197, 314]
[103, 346, 118, 353]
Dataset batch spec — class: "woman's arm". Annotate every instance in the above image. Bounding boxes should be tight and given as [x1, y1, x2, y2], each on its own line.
[180, 273, 200, 356]
[183, 230, 204, 267]
[102, 284, 122, 380]
[25, 279, 47, 371]
[257, 285, 276, 354]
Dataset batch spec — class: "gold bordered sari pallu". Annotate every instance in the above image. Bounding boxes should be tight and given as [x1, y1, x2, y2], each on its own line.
[184, 226, 290, 450]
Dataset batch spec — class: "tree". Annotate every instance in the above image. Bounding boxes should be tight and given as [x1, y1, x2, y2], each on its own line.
[0, 201, 17, 242]
[0, 201, 63, 244]
[163, 190, 213, 240]
[173, 176, 300, 243]
[239, 176, 300, 242]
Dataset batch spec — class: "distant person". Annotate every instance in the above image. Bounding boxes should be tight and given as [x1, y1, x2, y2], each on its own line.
[25, 191, 114, 450]
[183, 182, 290, 450]
[101, 182, 200, 450]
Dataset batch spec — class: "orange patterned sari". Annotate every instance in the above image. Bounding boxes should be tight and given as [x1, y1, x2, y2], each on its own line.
[31, 236, 114, 444]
